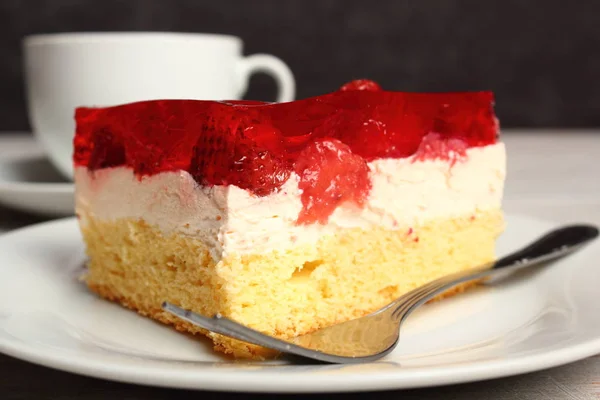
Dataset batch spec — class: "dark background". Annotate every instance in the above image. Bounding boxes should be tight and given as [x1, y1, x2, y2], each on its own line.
[0, 0, 599, 132]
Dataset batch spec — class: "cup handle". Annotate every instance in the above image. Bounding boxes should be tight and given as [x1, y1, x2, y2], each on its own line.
[237, 54, 296, 103]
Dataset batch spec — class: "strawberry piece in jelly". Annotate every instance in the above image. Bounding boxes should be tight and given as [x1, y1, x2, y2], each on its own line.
[190, 104, 289, 196]
[87, 129, 126, 171]
[294, 138, 371, 225]
[413, 132, 468, 165]
[339, 79, 383, 92]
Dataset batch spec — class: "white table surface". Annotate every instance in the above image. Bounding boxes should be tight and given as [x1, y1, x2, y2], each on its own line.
[0, 130, 599, 399]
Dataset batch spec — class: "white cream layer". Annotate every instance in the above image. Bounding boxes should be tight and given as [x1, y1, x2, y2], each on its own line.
[75, 143, 506, 261]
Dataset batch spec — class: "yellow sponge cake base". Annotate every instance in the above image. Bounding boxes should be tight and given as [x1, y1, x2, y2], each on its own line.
[80, 209, 504, 359]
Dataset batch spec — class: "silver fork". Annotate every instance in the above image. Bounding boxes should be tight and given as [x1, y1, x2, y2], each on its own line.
[162, 224, 598, 364]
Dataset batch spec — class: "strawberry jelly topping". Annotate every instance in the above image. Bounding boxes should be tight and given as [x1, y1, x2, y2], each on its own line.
[74, 80, 498, 224]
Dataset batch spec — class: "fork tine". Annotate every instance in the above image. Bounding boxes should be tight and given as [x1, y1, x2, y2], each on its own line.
[162, 302, 270, 347]
[162, 302, 320, 358]
[162, 302, 390, 364]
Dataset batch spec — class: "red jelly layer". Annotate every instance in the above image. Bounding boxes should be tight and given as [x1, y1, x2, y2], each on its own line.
[74, 80, 498, 224]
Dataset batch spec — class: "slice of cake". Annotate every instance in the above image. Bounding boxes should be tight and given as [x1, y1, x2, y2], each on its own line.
[73, 79, 506, 359]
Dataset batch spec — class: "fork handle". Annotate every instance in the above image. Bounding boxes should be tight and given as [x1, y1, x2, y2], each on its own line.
[392, 224, 599, 322]
[493, 224, 598, 269]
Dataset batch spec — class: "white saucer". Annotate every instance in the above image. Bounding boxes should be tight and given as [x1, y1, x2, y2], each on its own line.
[0, 214, 599, 393]
[0, 153, 74, 216]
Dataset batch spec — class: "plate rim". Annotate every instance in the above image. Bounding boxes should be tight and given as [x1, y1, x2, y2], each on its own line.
[1, 215, 600, 393]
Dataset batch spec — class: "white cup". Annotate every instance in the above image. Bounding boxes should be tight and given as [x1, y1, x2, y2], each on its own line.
[22, 32, 296, 179]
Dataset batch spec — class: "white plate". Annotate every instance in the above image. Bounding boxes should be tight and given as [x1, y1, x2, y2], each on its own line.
[0, 214, 599, 393]
[0, 153, 74, 216]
